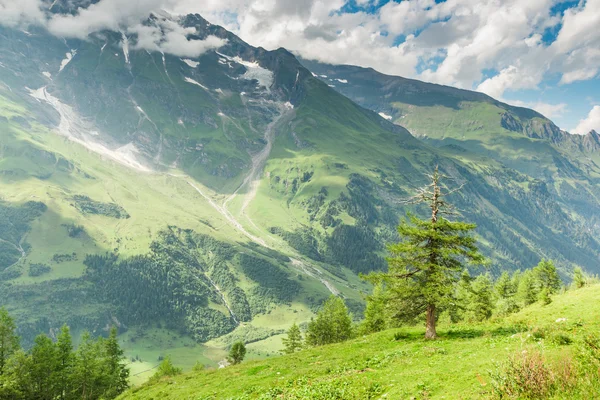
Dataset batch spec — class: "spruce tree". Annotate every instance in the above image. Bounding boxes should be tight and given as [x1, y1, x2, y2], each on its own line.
[495, 271, 520, 315]
[305, 296, 353, 346]
[533, 259, 562, 294]
[29, 334, 58, 400]
[282, 323, 303, 354]
[151, 356, 182, 381]
[449, 270, 473, 323]
[517, 270, 538, 306]
[0, 307, 19, 376]
[362, 284, 387, 333]
[73, 331, 102, 400]
[102, 327, 129, 397]
[368, 167, 484, 339]
[468, 274, 494, 321]
[55, 325, 74, 400]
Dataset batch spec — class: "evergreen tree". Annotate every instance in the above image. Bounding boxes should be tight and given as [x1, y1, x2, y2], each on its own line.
[102, 327, 129, 398]
[73, 331, 102, 400]
[361, 284, 387, 334]
[449, 270, 473, 323]
[533, 259, 562, 294]
[29, 334, 58, 400]
[151, 356, 182, 381]
[573, 267, 586, 289]
[3, 350, 32, 398]
[468, 274, 494, 321]
[55, 325, 74, 400]
[517, 270, 538, 306]
[539, 287, 552, 305]
[368, 168, 484, 339]
[281, 323, 303, 354]
[305, 296, 353, 346]
[0, 307, 19, 376]
[495, 271, 520, 316]
[227, 342, 246, 365]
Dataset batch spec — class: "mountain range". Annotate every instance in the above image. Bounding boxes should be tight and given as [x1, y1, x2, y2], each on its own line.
[0, 6, 598, 372]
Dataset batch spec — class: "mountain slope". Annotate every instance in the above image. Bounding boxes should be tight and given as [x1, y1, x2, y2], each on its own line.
[0, 7, 599, 375]
[120, 284, 600, 399]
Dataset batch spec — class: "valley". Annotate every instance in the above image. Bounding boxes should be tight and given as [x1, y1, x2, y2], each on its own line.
[0, 3, 599, 396]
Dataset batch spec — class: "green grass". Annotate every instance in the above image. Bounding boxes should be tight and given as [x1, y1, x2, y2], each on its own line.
[120, 284, 600, 399]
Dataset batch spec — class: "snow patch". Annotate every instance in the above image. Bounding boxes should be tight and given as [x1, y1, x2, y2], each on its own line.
[378, 112, 393, 121]
[216, 52, 274, 89]
[217, 112, 225, 117]
[121, 33, 130, 64]
[28, 86, 150, 172]
[182, 59, 199, 68]
[42, 71, 52, 79]
[59, 50, 75, 72]
[183, 77, 208, 91]
[320, 74, 328, 78]
[328, 84, 335, 87]
[335, 78, 348, 84]
[311, 72, 317, 77]
[215, 88, 224, 94]
[284, 102, 294, 110]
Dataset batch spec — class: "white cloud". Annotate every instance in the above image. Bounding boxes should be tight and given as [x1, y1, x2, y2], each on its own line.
[573, 106, 600, 135]
[477, 65, 541, 99]
[127, 18, 226, 57]
[0, 0, 45, 27]
[0, 0, 598, 104]
[0, 0, 225, 58]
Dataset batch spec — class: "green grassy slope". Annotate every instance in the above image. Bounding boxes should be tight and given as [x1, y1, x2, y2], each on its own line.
[0, 86, 341, 362]
[121, 284, 600, 399]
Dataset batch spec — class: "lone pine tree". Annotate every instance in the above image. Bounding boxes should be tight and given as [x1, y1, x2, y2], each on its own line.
[282, 323, 303, 354]
[368, 167, 484, 339]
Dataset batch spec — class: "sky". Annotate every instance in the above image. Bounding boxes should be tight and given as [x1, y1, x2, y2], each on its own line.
[0, 0, 599, 134]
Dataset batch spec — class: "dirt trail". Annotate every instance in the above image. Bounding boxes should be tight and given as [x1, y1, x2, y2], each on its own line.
[290, 258, 339, 296]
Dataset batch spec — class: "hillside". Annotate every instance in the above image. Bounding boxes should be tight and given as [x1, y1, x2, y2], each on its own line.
[120, 284, 600, 399]
[1, 4, 600, 378]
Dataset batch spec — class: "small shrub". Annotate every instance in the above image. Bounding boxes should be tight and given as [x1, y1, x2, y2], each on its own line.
[550, 333, 573, 346]
[490, 350, 554, 399]
[490, 349, 577, 399]
[28, 263, 51, 277]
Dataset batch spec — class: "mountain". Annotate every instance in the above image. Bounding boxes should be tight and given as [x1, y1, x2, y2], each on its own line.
[0, 8, 599, 375]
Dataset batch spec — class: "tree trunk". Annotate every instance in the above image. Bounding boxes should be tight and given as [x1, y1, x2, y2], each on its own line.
[425, 303, 437, 339]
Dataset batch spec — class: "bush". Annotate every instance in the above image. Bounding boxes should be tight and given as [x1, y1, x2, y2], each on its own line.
[28, 263, 51, 277]
[490, 349, 567, 399]
[0, 265, 22, 281]
[228, 341, 246, 365]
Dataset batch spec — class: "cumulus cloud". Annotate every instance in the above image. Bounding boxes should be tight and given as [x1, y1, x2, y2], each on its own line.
[0, 0, 225, 58]
[573, 106, 600, 135]
[1, 0, 598, 103]
[128, 17, 226, 57]
[0, 0, 45, 27]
